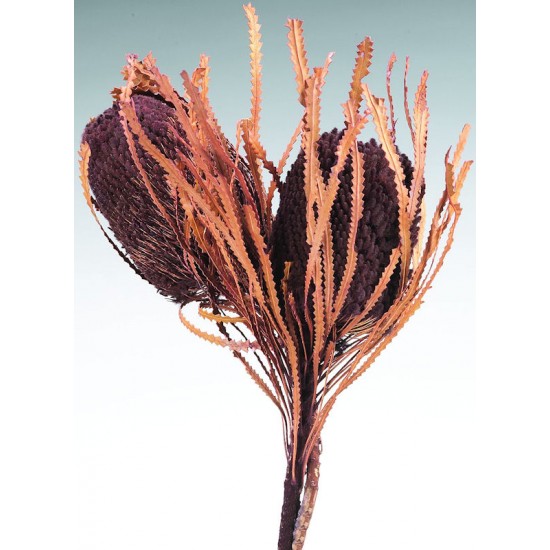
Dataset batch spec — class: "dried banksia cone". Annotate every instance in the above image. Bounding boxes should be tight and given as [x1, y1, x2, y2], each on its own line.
[80, 54, 257, 305]
[79, 5, 472, 550]
[271, 129, 422, 328]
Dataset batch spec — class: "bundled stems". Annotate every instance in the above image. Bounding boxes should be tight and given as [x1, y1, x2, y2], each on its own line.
[278, 461, 304, 550]
[279, 369, 322, 550]
[291, 439, 321, 550]
[278, 440, 322, 550]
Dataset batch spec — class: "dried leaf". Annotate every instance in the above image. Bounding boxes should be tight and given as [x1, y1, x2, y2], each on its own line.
[403, 56, 415, 142]
[386, 53, 398, 142]
[331, 139, 364, 325]
[452, 124, 471, 169]
[408, 102, 429, 221]
[363, 84, 411, 288]
[277, 119, 304, 176]
[303, 112, 368, 296]
[286, 19, 310, 106]
[198, 306, 247, 324]
[412, 198, 427, 269]
[244, 3, 263, 140]
[302, 74, 324, 244]
[454, 159, 473, 201]
[179, 305, 258, 353]
[344, 246, 400, 334]
[348, 37, 373, 117]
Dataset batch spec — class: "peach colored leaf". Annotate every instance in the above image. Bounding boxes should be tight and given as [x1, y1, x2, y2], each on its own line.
[198, 306, 247, 324]
[403, 56, 415, 142]
[179, 306, 258, 352]
[303, 113, 368, 296]
[246, 127, 279, 182]
[453, 160, 473, 202]
[408, 72, 429, 219]
[286, 19, 310, 106]
[191, 67, 206, 94]
[118, 103, 188, 255]
[198, 54, 210, 102]
[344, 246, 400, 335]
[244, 3, 263, 140]
[408, 106, 429, 220]
[331, 139, 364, 325]
[413, 199, 427, 269]
[239, 120, 267, 205]
[316, 51, 334, 88]
[311, 259, 325, 407]
[182, 71, 260, 230]
[269, 117, 304, 216]
[452, 124, 471, 168]
[277, 118, 304, 175]
[363, 84, 411, 288]
[386, 53, 398, 142]
[414, 70, 429, 116]
[444, 148, 456, 200]
[348, 37, 373, 116]
[302, 74, 324, 244]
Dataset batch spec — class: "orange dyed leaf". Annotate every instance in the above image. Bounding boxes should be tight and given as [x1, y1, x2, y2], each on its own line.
[244, 3, 263, 140]
[286, 19, 310, 106]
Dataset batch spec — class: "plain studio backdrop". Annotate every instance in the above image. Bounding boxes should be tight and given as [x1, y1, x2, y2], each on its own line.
[75, 0, 475, 548]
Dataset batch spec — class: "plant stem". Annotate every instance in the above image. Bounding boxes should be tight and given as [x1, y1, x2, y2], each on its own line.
[291, 439, 321, 550]
[278, 463, 304, 550]
[277, 439, 322, 550]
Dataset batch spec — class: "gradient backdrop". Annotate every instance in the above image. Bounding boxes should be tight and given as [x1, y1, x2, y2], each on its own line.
[75, 0, 475, 548]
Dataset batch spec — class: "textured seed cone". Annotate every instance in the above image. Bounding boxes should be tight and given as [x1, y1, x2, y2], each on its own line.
[271, 128, 424, 328]
[82, 92, 209, 305]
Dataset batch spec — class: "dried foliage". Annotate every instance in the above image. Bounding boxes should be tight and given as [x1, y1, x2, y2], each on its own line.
[80, 5, 472, 549]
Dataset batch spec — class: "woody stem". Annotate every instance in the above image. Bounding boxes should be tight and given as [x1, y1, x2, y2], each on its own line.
[277, 438, 322, 550]
[278, 461, 304, 550]
[291, 438, 322, 550]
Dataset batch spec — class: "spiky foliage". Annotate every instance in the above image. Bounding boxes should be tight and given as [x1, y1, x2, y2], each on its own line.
[79, 5, 472, 550]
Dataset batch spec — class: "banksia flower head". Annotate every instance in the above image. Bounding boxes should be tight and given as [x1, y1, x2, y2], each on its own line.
[79, 5, 472, 549]
[81, 54, 258, 304]
[271, 129, 421, 329]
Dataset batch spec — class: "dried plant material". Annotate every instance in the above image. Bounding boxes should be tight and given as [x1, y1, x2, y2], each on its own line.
[386, 52, 398, 141]
[79, 5, 472, 549]
[244, 3, 263, 140]
[348, 36, 374, 117]
[286, 19, 310, 106]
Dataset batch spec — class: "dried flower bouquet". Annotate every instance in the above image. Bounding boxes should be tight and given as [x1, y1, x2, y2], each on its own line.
[79, 5, 472, 549]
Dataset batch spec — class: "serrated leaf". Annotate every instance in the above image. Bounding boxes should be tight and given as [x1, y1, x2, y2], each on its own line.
[403, 56, 415, 142]
[363, 84, 411, 289]
[348, 37, 373, 116]
[302, 113, 368, 298]
[452, 124, 471, 168]
[244, 3, 263, 140]
[331, 139, 364, 325]
[286, 19, 310, 106]
[386, 53, 397, 143]
[179, 305, 257, 352]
